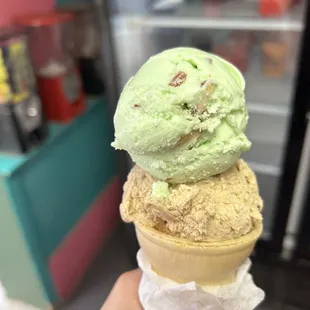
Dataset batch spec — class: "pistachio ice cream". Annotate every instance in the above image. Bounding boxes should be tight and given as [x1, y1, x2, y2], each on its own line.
[112, 47, 250, 183]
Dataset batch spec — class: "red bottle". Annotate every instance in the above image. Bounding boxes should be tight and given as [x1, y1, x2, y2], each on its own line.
[259, 0, 291, 16]
[16, 13, 85, 123]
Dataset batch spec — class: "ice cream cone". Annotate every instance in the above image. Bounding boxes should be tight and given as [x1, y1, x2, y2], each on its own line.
[136, 222, 262, 286]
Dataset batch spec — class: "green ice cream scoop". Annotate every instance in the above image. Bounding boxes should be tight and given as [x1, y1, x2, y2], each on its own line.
[112, 47, 251, 183]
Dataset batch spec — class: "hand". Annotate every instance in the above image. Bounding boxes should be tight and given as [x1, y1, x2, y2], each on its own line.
[101, 269, 143, 310]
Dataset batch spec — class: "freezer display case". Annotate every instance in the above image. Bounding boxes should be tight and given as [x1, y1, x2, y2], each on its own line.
[105, 0, 310, 255]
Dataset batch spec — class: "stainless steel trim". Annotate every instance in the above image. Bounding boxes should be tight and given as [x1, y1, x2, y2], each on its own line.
[93, 0, 120, 113]
[247, 102, 290, 117]
[126, 15, 303, 32]
[282, 113, 310, 258]
[93, 0, 129, 181]
[248, 161, 281, 177]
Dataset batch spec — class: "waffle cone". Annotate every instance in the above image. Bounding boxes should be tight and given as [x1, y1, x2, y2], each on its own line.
[136, 222, 262, 286]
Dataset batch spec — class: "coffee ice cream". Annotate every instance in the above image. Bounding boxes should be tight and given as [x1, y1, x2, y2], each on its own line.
[121, 160, 263, 242]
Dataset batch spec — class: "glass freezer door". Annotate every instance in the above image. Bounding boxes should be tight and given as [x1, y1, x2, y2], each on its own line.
[109, 0, 307, 240]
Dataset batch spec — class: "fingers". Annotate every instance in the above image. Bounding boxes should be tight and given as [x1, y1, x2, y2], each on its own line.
[101, 269, 143, 310]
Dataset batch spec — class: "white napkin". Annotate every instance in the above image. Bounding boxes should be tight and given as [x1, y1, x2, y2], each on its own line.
[137, 250, 265, 310]
[0, 281, 10, 310]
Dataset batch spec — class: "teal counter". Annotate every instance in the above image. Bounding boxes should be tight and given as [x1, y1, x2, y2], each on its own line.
[0, 97, 120, 308]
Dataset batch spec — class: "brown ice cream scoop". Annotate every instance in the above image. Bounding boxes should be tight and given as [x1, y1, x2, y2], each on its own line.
[120, 160, 263, 242]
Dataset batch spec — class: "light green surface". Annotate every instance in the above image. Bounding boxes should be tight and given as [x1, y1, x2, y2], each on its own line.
[0, 177, 49, 309]
[112, 47, 250, 183]
[151, 181, 170, 198]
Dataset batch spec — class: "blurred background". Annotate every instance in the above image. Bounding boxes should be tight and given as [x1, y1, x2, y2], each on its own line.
[0, 0, 310, 309]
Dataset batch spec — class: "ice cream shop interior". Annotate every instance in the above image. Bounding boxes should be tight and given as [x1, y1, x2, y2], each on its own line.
[1, 0, 310, 309]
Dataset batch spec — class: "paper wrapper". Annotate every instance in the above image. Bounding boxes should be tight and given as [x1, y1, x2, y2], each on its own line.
[0, 281, 10, 310]
[0, 281, 40, 310]
[137, 250, 265, 310]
